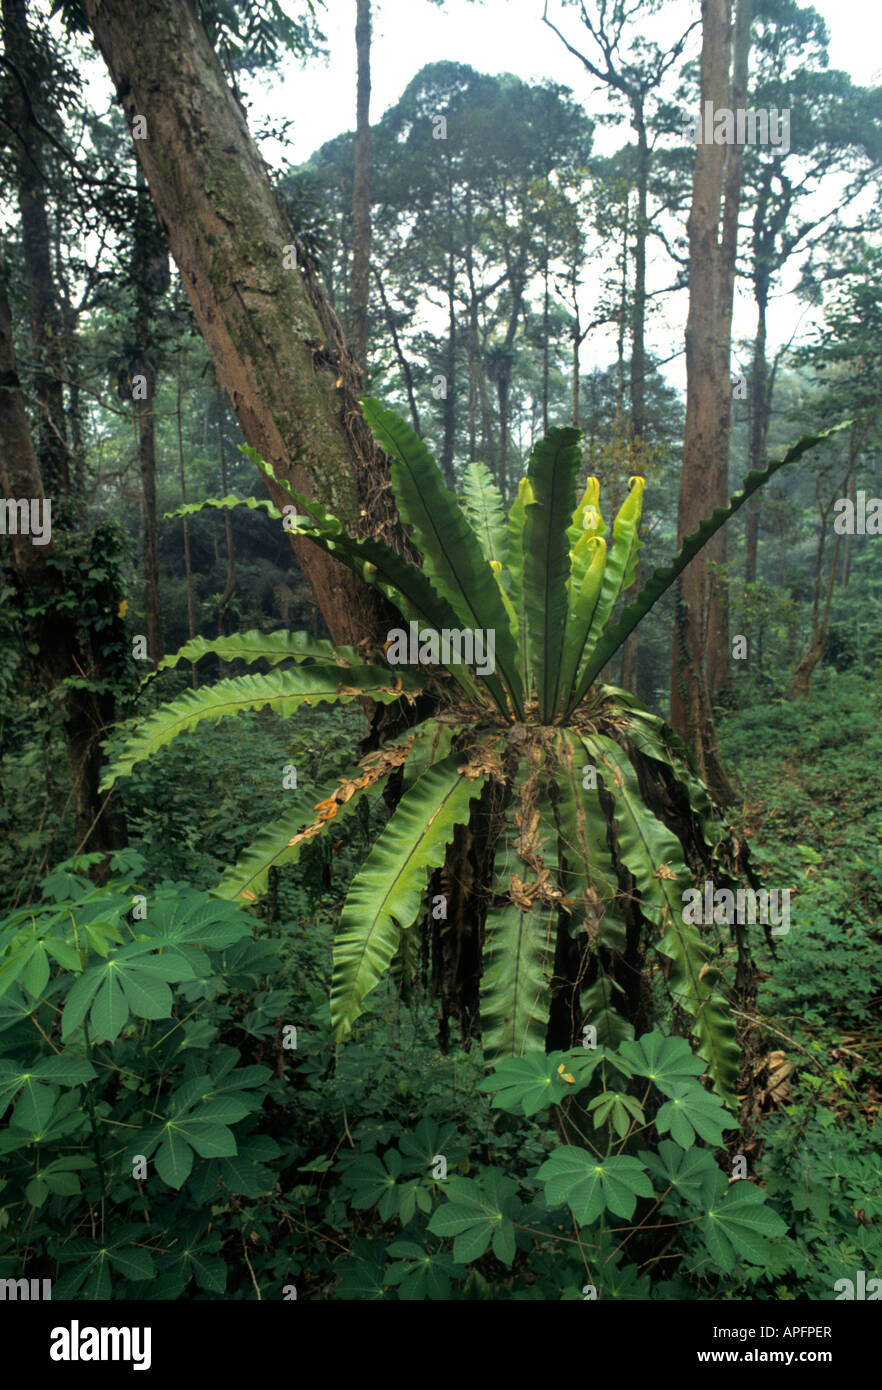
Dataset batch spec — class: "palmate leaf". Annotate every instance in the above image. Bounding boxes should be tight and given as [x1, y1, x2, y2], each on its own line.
[0, 1052, 96, 1122]
[461, 461, 507, 564]
[701, 1180, 789, 1273]
[616, 1030, 707, 1094]
[655, 1080, 738, 1149]
[426, 1171, 519, 1266]
[570, 423, 850, 706]
[331, 751, 492, 1041]
[522, 426, 582, 718]
[639, 1140, 722, 1207]
[537, 1148, 654, 1226]
[580, 733, 739, 1105]
[476, 1050, 601, 1116]
[480, 769, 558, 1061]
[100, 664, 420, 790]
[359, 397, 524, 718]
[214, 728, 423, 903]
[61, 942, 195, 1044]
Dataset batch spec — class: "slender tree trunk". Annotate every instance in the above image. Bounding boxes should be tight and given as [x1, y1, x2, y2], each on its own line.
[630, 104, 648, 442]
[440, 242, 457, 490]
[350, 0, 371, 368]
[132, 169, 167, 665]
[216, 392, 235, 673]
[176, 355, 198, 688]
[706, 0, 752, 698]
[744, 288, 769, 587]
[83, 0, 412, 654]
[375, 269, 419, 432]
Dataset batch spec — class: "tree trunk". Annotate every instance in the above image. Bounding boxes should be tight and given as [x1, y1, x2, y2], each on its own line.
[630, 103, 648, 442]
[671, 0, 750, 804]
[2, 0, 71, 500]
[82, 0, 411, 654]
[350, 0, 371, 369]
[0, 255, 127, 862]
[176, 355, 198, 688]
[706, 0, 752, 698]
[744, 287, 769, 588]
[215, 391, 235, 672]
[132, 169, 168, 665]
[440, 240, 457, 490]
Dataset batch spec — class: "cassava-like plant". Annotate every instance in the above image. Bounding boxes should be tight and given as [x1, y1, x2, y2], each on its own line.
[101, 401, 839, 1106]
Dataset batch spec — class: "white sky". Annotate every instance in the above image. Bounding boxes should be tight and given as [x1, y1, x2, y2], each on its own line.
[249, 0, 881, 392]
[60, 0, 881, 398]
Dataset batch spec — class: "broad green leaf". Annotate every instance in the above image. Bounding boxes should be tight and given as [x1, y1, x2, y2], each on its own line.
[504, 476, 534, 687]
[144, 628, 358, 689]
[522, 426, 583, 718]
[164, 493, 281, 521]
[570, 423, 851, 702]
[360, 397, 524, 718]
[480, 775, 557, 1061]
[461, 461, 507, 564]
[215, 729, 421, 903]
[557, 535, 607, 712]
[331, 752, 490, 1040]
[570, 477, 644, 707]
[101, 664, 418, 789]
[580, 733, 739, 1105]
[155, 1129, 195, 1188]
[553, 730, 625, 952]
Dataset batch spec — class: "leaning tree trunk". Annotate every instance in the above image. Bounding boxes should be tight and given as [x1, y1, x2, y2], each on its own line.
[82, 0, 413, 653]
